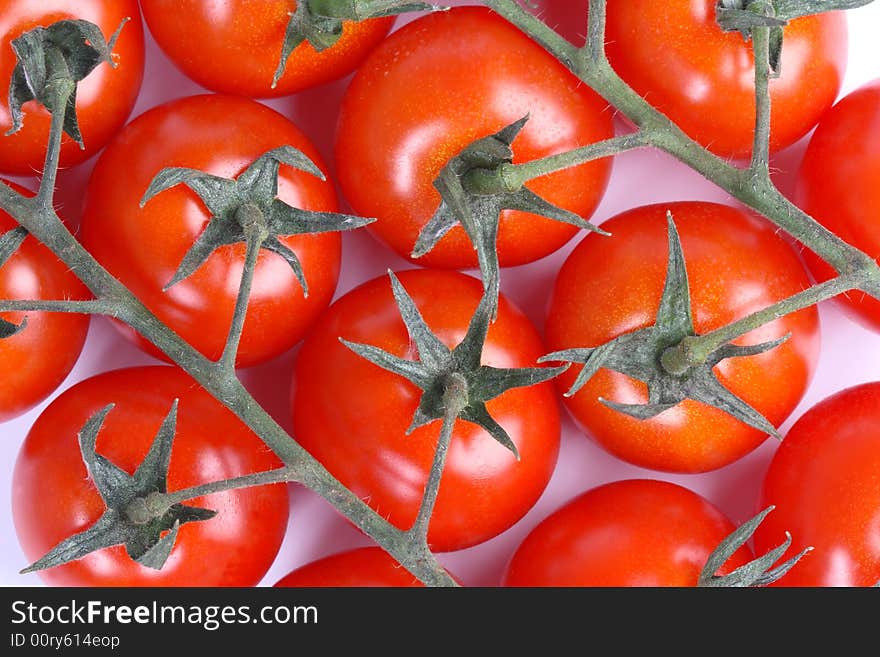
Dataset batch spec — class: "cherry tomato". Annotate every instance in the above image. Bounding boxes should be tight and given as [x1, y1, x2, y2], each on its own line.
[334, 6, 614, 269]
[605, 0, 847, 159]
[755, 382, 880, 587]
[503, 479, 753, 587]
[80, 94, 342, 367]
[291, 269, 560, 552]
[544, 202, 820, 473]
[0, 180, 90, 422]
[796, 80, 880, 332]
[140, 1, 393, 98]
[12, 366, 289, 586]
[0, 0, 144, 174]
[274, 547, 425, 587]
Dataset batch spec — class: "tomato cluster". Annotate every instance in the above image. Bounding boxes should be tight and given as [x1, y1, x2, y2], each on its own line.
[2, 1, 879, 588]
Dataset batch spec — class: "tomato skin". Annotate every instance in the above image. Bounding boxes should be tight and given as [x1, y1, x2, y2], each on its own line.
[335, 6, 614, 269]
[12, 366, 289, 587]
[544, 202, 820, 473]
[0, 180, 90, 422]
[140, 1, 393, 98]
[0, 0, 144, 174]
[755, 382, 880, 587]
[291, 269, 560, 552]
[503, 479, 753, 587]
[274, 547, 425, 587]
[80, 94, 341, 367]
[796, 80, 880, 332]
[605, 0, 847, 159]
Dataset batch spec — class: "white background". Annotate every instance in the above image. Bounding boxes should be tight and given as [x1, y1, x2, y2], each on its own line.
[2, 1, 880, 587]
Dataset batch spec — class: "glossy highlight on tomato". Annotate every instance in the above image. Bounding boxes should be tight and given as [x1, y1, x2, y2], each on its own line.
[796, 79, 880, 332]
[12, 366, 290, 587]
[80, 94, 342, 367]
[140, 0, 393, 98]
[605, 0, 847, 159]
[545, 202, 820, 473]
[291, 269, 560, 552]
[335, 5, 614, 269]
[755, 382, 880, 587]
[274, 547, 425, 587]
[0, 0, 144, 174]
[503, 479, 753, 587]
[0, 180, 89, 422]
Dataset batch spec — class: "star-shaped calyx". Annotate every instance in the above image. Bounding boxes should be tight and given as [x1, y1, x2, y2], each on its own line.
[140, 146, 373, 293]
[699, 506, 812, 587]
[22, 402, 216, 574]
[272, 0, 446, 87]
[541, 212, 787, 439]
[341, 271, 568, 458]
[7, 18, 128, 145]
[0, 226, 28, 338]
[413, 116, 608, 307]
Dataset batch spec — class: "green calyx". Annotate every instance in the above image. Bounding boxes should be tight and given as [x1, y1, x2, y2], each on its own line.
[273, 0, 446, 88]
[0, 227, 28, 337]
[22, 403, 216, 575]
[541, 212, 787, 439]
[7, 18, 129, 146]
[715, 0, 868, 73]
[341, 271, 567, 459]
[699, 506, 812, 587]
[140, 146, 374, 295]
[414, 116, 608, 307]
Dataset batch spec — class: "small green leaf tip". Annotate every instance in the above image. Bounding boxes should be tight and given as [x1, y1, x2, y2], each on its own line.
[21, 402, 216, 575]
[272, 1, 446, 88]
[340, 271, 566, 458]
[6, 18, 129, 146]
[414, 115, 607, 308]
[699, 506, 812, 587]
[540, 212, 784, 439]
[140, 147, 374, 293]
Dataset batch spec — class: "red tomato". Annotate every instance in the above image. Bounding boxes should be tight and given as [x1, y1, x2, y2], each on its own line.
[140, 1, 393, 98]
[335, 6, 613, 269]
[503, 479, 754, 587]
[544, 202, 820, 473]
[274, 547, 425, 587]
[0, 0, 144, 174]
[291, 269, 560, 552]
[755, 382, 880, 587]
[0, 180, 89, 422]
[80, 94, 341, 367]
[12, 366, 289, 586]
[605, 0, 847, 159]
[796, 80, 880, 332]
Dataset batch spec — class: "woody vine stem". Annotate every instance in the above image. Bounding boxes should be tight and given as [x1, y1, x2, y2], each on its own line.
[0, 0, 877, 586]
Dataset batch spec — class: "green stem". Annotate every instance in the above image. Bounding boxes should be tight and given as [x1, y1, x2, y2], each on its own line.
[501, 132, 648, 189]
[218, 206, 266, 372]
[750, 23, 772, 177]
[662, 275, 855, 373]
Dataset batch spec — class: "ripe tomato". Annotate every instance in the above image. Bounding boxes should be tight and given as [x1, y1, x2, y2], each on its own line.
[0, 0, 144, 174]
[605, 0, 847, 159]
[80, 94, 341, 367]
[544, 202, 820, 473]
[291, 269, 560, 552]
[334, 6, 614, 269]
[503, 479, 753, 587]
[755, 382, 880, 586]
[12, 366, 289, 586]
[796, 80, 880, 332]
[139, 1, 393, 98]
[274, 547, 425, 587]
[0, 180, 89, 422]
